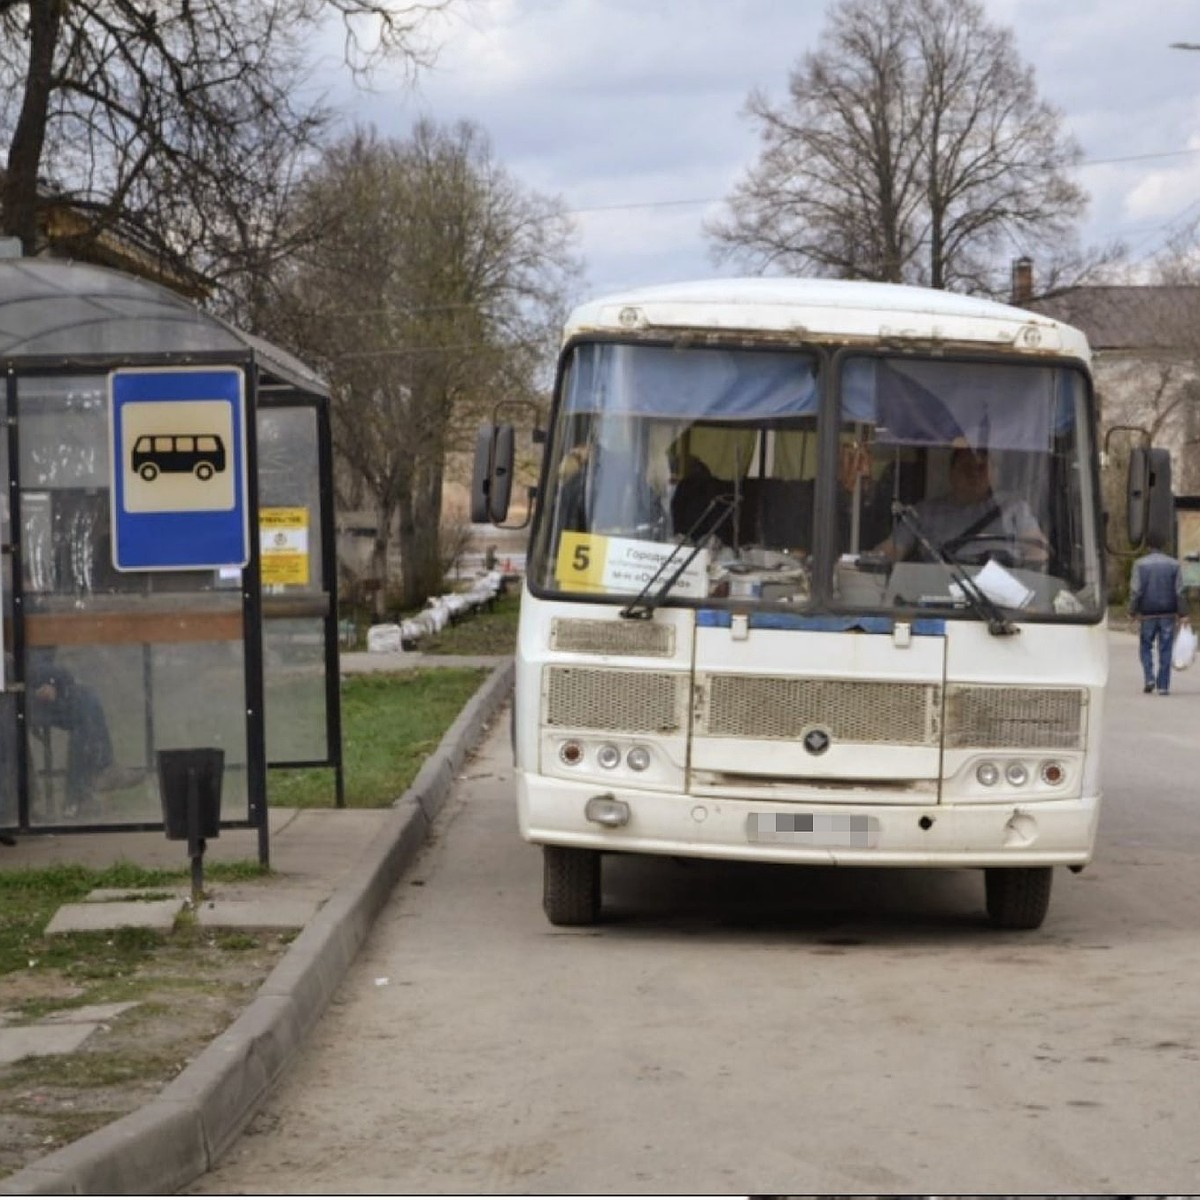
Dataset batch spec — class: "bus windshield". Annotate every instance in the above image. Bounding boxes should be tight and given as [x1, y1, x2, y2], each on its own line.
[528, 340, 1104, 623]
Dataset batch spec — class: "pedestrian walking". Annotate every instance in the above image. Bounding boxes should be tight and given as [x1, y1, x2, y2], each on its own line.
[1129, 530, 1189, 695]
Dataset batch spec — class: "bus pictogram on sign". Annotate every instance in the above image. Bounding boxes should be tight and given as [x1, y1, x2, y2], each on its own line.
[132, 434, 227, 482]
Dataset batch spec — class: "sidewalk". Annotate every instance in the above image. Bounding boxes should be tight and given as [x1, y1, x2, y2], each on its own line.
[338, 649, 510, 673]
[0, 653, 515, 1196]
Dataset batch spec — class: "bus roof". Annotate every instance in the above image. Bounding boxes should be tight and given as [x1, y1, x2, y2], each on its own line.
[563, 277, 1090, 360]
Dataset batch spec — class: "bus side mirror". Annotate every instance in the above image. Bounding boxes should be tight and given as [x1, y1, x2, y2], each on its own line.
[1128, 446, 1173, 549]
[470, 423, 515, 524]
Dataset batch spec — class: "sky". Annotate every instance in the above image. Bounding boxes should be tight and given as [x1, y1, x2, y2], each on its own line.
[316, 0, 1200, 305]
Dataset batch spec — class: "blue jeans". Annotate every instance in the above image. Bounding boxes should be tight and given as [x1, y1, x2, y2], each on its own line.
[1139, 615, 1177, 692]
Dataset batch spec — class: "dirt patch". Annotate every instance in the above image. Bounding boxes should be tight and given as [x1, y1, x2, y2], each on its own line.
[0, 970, 84, 1008]
[0, 928, 292, 1181]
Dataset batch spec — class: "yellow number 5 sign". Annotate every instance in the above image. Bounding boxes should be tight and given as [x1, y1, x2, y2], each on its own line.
[555, 531, 609, 590]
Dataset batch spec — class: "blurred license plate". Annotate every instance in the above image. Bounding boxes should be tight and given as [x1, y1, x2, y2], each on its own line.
[747, 812, 880, 848]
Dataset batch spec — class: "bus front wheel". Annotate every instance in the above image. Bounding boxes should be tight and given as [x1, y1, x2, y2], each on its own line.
[984, 866, 1053, 930]
[543, 845, 601, 926]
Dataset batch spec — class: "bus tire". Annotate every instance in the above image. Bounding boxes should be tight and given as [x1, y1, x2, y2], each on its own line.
[543, 845, 601, 925]
[984, 866, 1053, 930]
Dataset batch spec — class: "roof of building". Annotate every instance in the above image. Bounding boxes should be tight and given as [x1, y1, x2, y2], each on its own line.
[1027, 285, 1200, 352]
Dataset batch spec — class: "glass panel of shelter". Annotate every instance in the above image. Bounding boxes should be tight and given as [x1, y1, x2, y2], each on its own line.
[15, 373, 249, 830]
[257, 403, 330, 765]
[1, 418, 16, 830]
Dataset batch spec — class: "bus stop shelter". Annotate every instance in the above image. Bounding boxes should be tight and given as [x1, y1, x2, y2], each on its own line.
[0, 258, 342, 863]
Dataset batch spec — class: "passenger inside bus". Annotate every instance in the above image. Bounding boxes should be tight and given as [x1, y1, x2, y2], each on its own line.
[668, 453, 736, 545]
[835, 437, 897, 553]
[667, 426, 816, 556]
[556, 435, 671, 540]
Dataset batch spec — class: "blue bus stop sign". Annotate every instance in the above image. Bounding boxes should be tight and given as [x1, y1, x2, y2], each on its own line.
[110, 367, 249, 571]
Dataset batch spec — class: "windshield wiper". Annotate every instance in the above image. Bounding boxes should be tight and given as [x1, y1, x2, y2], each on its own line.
[891, 502, 1018, 637]
[620, 493, 736, 620]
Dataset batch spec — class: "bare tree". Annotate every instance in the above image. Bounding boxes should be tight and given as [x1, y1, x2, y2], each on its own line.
[269, 122, 580, 612]
[707, 0, 1088, 296]
[0, 1, 456, 313]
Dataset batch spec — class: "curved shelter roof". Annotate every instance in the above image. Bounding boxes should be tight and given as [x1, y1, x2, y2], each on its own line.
[0, 258, 327, 395]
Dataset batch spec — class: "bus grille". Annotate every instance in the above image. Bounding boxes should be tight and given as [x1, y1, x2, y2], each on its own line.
[543, 666, 685, 733]
[550, 618, 675, 657]
[698, 675, 940, 745]
[945, 685, 1085, 749]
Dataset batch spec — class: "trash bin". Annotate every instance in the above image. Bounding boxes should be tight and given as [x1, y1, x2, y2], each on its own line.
[157, 748, 224, 841]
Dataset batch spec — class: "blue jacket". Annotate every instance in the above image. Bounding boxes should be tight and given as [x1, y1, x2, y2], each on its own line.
[1129, 550, 1186, 617]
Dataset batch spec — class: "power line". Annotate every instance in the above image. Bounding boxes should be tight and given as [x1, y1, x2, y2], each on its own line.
[563, 147, 1200, 218]
[1081, 148, 1200, 168]
[568, 196, 723, 216]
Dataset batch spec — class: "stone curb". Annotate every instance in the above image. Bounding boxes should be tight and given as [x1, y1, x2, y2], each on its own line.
[0, 658, 515, 1196]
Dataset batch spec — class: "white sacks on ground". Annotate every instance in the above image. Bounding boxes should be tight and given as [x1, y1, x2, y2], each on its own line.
[424, 597, 452, 634]
[399, 614, 431, 648]
[1172, 622, 1197, 671]
[459, 570, 503, 615]
[366, 623, 404, 654]
[366, 570, 507, 653]
[474, 570, 504, 604]
[444, 593, 471, 619]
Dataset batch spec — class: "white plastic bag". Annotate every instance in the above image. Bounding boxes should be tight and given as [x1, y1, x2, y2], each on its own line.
[1173, 622, 1197, 672]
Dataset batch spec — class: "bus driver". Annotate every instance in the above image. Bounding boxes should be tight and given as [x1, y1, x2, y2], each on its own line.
[875, 446, 1049, 567]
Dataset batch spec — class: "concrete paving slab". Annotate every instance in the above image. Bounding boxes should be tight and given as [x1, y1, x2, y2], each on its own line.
[0, 1022, 98, 1065]
[193, 897, 319, 929]
[85, 887, 184, 902]
[39, 1002, 139, 1026]
[45, 898, 181, 934]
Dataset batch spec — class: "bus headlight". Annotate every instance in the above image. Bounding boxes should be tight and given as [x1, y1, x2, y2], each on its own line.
[627, 746, 651, 772]
[559, 740, 584, 767]
[596, 743, 622, 770]
[1005, 761, 1030, 787]
[976, 762, 1000, 787]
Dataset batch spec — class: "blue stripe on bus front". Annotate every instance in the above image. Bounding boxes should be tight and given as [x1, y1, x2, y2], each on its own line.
[695, 610, 945, 636]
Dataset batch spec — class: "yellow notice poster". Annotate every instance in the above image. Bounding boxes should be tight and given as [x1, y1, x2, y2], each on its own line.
[260, 507, 310, 586]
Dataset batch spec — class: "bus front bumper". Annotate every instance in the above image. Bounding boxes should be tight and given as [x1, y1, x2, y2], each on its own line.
[517, 772, 1100, 868]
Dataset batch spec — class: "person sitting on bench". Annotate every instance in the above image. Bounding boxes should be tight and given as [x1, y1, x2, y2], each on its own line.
[27, 654, 139, 818]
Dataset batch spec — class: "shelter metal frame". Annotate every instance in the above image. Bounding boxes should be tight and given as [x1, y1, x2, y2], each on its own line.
[0, 261, 343, 864]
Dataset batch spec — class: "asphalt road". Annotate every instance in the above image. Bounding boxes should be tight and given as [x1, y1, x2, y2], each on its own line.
[195, 630, 1200, 1195]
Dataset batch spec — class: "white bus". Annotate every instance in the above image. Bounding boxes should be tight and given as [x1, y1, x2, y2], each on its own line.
[475, 277, 1115, 930]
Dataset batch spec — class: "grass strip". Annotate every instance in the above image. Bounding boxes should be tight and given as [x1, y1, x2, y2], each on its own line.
[267, 666, 489, 807]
